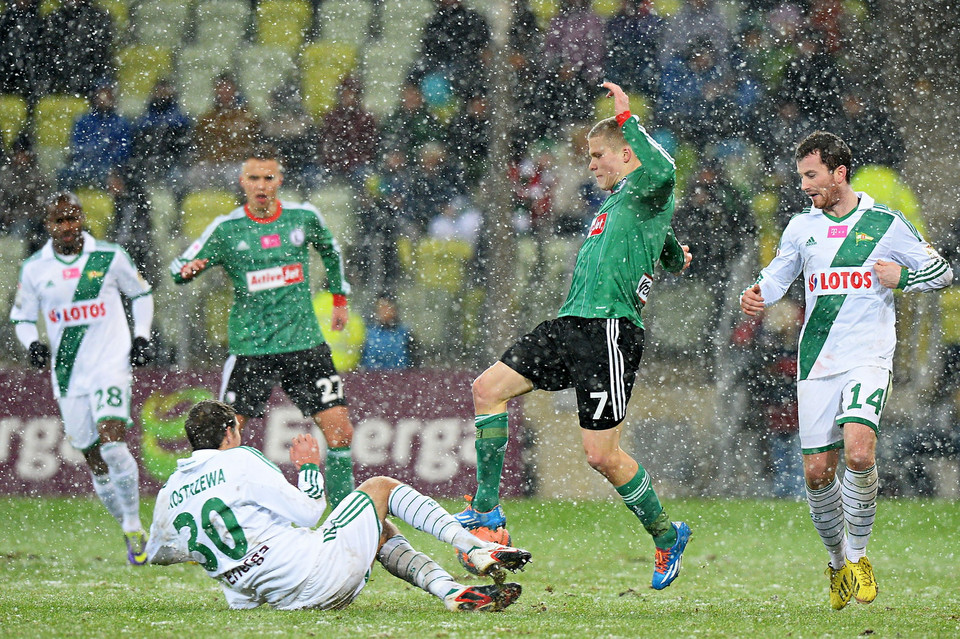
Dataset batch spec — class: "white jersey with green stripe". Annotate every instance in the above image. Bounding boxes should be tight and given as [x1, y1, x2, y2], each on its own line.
[755, 192, 952, 381]
[146, 446, 327, 609]
[10, 233, 152, 397]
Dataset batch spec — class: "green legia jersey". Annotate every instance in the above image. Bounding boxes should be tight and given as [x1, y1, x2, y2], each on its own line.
[171, 201, 350, 356]
[558, 116, 679, 328]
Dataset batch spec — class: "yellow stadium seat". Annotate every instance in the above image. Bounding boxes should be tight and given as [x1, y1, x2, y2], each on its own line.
[593, 91, 650, 123]
[74, 188, 115, 239]
[0, 94, 28, 150]
[300, 41, 358, 119]
[530, 0, 558, 28]
[591, 0, 620, 18]
[35, 94, 89, 150]
[413, 238, 473, 295]
[312, 291, 366, 372]
[203, 285, 233, 348]
[40, 0, 129, 31]
[180, 190, 239, 240]
[116, 45, 174, 115]
[257, 0, 313, 53]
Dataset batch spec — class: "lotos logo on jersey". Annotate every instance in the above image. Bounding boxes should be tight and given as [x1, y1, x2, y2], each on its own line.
[62, 267, 81, 280]
[47, 301, 108, 324]
[260, 234, 281, 249]
[588, 213, 607, 236]
[808, 267, 874, 295]
[246, 263, 304, 292]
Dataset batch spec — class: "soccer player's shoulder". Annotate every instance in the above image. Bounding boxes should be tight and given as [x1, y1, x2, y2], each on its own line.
[233, 446, 283, 473]
[282, 200, 325, 223]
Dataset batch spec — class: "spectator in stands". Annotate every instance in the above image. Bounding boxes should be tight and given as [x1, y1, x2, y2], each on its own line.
[0, 135, 49, 252]
[318, 76, 379, 190]
[544, 0, 606, 86]
[0, 0, 45, 104]
[59, 82, 132, 190]
[428, 195, 482, 247]
[412, 0, 491, 100]
[405, 142, 464, 236]
[360, 296, 418, 370]
[42, 0, 114, 96]
[259, 80, 318, 194]
[658, 0, 730, 72]
[508, 142, 557, 235]
[605, 0, 663, 98]
[447, 94, 490, 188]
[186, 74, 260, 192]
[829, 89, 905, 169]
[505, 0, 543, 156]
[352, 179, 403, 298]
[107, 168, 158, 285]
[130, 79, 192, 190]
[380, 82, 446, 164]
[778, 31, 844, 125]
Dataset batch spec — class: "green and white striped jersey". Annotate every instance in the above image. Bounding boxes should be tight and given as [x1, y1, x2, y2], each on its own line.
[10, 233, 152, 397]
[170, 201, 350, 356]
[557, 116, 682, 328]
[755, 192, 952, 380]
[146, 446, 327, 609]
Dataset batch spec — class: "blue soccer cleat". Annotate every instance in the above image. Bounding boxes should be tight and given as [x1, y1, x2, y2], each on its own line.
[454, 495, 507, 530]
[651, 521, 691, 590]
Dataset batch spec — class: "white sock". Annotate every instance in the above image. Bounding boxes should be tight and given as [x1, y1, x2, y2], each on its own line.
[806, 478, 846, 569]
[842, 465, 878, 562]
[90, 471, 124, 526]
[100, 442, 142, 533]
[378, 534, 460, 599]
[387, 484, 489, 554]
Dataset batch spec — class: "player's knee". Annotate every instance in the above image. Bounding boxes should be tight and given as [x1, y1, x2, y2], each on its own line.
[583, 448, 615, 473]
[356, 475, 401, 498]
[844, 449, 876, 471]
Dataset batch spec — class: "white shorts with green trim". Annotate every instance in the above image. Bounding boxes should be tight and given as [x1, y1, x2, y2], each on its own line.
[57, 381, 133, 451]
[797, 365, 891, 454]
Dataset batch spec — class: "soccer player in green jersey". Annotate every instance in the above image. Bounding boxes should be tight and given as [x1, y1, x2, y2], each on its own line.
[171, 146, 355, 507]
[456, 82, 694, 590]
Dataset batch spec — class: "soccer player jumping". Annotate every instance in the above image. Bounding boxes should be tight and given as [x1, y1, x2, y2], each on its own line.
[456, 82, 693, 590]
[741, 131, 953, 609]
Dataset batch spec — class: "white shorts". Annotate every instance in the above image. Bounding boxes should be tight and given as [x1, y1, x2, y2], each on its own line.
[796, 366, 891, 454]
[57, 382, 133, 451]
[281, 490, 382, 611]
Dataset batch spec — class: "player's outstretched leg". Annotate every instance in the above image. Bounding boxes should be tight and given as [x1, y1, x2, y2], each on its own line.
[846, 557, 878, 604]
[444, 583, 522, 612]
[825, 562, 855, 610]
[465, 544, 532, 583]
[651, 522, 691, 590]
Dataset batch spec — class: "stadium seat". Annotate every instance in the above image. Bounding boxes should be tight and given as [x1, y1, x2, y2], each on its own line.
[413, 238, 473, 295]
[312, 291, 366, 372]
[0, 94, 28, 151]
[34, 94, 89, 150]
[115, 45, 174, 117]
[256, 0, 313, 54]
[180, 189, 238, 240]
[317, 0, 373, 47]
[96, 0, 130, 33]
[0, 235, 26, 321]
[176, 44, 234, 117]
[203, 284, 233, 349]
[308, 184, 357, 249]
[74, 188, 115, 239]
[529, 0, 559, 28]
[134, 0, 191, 49]
[235, 45, 297, 116]
[360, 41, 413, 119]
[591, 0, 620, 18]
[300, 41, 358, 120]
[195, 0, 250, 54]
[379, 0, 431, 58]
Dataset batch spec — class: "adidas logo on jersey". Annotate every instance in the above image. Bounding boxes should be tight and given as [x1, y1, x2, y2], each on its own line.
[806, 237, 817, 246]
[236, 241, 250, 250]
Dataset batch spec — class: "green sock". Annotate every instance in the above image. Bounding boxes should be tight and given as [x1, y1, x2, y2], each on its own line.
[325, 446, 354, 508]
[615, 466, 677, 549]
[472, 413, 509, 513]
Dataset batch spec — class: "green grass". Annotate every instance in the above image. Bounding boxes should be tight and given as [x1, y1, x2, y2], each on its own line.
[1, 497, 958, 638]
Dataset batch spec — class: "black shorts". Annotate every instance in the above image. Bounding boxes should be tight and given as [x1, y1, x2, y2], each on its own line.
[500, 316, 644, 430]
[221, 344, 347, 419]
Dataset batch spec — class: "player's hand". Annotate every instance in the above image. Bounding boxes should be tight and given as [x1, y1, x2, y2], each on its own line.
[601, 81, 630, 116]
[130, 336, 156, 367]
[330, 305, 348, 332]
[29, 341, 50, 369]
[681, 244, 692, 272]
[289, 433, 322, 470]
[874, 259, 905, 289]
[179, 258, 209, 281]
[740, 284, 765, 316]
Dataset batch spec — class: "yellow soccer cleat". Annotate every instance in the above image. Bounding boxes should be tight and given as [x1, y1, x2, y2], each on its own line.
[124, 530, 148, 566]
[847, 557, 878, 604]
[825, 562, 854, 610]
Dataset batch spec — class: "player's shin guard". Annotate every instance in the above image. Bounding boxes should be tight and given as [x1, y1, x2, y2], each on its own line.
[806, 478, 846, 568]
[325, 446, 354, 508]
[473, 413, 508, 512]
[616, 466, 677, 549]
[841, 465, 878, 562]
[100, 441, 141, 532]
[388, 484, 481, 554]
[90, 471, 124, 525]
[378, 534, 458, 599]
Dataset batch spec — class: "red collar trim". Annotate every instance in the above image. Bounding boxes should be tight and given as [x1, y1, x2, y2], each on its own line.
[245, 201, 282, 224]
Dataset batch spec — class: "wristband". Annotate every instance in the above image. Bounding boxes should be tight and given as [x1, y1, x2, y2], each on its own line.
[615, 110, 632, 126]
[332, 294, 347, 307]
[897, 266, 909, 289]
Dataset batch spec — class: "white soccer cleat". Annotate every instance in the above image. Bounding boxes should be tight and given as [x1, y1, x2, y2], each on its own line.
[465, 544, 531, 583]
